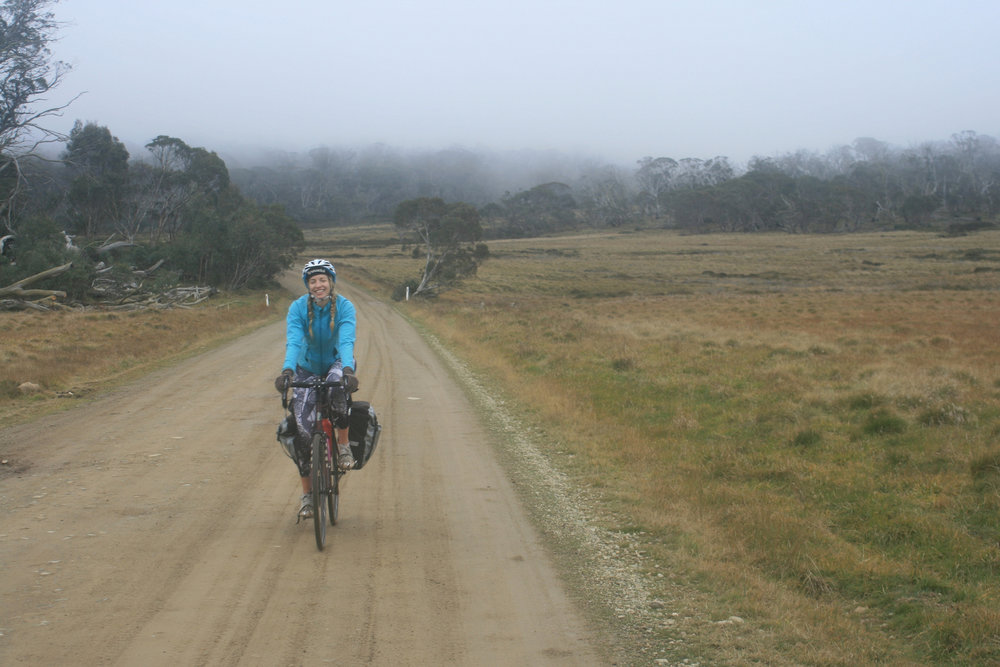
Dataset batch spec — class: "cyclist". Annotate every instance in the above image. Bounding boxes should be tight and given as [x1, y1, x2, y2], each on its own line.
[274, 259, 361, 519]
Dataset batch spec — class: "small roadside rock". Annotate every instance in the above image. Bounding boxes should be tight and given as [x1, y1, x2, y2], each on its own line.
[715, 616, 744, 625]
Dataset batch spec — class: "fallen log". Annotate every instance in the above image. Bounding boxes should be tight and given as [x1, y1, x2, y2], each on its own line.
[0, 297, 60, 311]
[133, 258, 166, 277]
[0, 262, 72, 292]
[0, 262, 73, 303]
[96, 240, 136, 254]
[1, 261, 216, 312]
[0, 287, 67, 298]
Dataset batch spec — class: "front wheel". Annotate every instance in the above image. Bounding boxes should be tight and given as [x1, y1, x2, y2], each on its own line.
[311, 433, 328, 550]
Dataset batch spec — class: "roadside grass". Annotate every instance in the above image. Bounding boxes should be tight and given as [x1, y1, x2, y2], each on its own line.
[328, 226, 1000, 665]
[0, 291, 289, 425]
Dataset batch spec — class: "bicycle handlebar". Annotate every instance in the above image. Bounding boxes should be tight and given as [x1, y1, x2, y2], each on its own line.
[287, 378, 344, 389]
[280, 376, 345, 410]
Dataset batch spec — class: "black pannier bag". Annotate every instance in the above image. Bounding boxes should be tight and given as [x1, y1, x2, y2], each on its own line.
[276, 415, 297, 459]
[348, 401, 381, 470]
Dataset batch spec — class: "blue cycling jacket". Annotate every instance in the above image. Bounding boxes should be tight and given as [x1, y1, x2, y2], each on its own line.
[282, 293, 356, 375]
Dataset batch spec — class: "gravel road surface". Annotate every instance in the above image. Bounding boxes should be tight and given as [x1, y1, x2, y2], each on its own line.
[0, 281, 606, 665]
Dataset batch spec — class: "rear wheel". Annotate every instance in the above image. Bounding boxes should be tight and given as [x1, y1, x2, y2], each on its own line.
[310, 433, 328, 550]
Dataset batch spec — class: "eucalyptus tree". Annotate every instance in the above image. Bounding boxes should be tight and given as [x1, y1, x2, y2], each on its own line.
[393, 196, 485, 296]
[499, 182, 576, 236]
[579, 165, 632, 227]
[635, 156, 677, 217]
[949, 130, 1000, 216]
[0, 0, 72, 233]
[143, 135, 198, 243]
[62, 120, 130, 239]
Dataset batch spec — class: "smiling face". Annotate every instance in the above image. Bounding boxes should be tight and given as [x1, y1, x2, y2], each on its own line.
[308, 274, 333, 303]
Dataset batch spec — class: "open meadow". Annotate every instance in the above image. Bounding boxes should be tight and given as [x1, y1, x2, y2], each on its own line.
[324, 225, 1000, 665]
[3, 225, 999, 664]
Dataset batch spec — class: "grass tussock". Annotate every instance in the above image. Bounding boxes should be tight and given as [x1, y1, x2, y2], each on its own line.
[327, 226, 1000, 665]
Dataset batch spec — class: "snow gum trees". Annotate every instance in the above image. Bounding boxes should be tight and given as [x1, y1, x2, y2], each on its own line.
[393, 196, 487, 297]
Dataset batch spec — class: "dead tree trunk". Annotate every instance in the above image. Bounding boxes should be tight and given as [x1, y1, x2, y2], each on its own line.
[0, 262, 72, 299]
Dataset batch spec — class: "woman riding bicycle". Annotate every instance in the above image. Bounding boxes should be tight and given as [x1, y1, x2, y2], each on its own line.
[274, 259, 360, 519]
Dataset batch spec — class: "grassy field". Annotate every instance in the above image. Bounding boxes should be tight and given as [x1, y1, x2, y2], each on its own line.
[4, 226, 999, 664]
[323, 225, 1000, 665]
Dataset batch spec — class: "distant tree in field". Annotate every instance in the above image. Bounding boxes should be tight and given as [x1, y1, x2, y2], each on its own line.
[499, 182, 577, 236]
[0, 0, 72, 234]
[226, 203, 303, 289]
[62, 120, 130, 239]
[139, 136, 232, 243]
[635, 157, 677, 217]
[579, 166, 633, 227]
[393, 196, 485, 296]
[899, 193, 940, 227]
[160, 145, 302, 289]
[947, 130, 1000, 217]
[136, 135, 195, 243]
[171, 195, 303, 289]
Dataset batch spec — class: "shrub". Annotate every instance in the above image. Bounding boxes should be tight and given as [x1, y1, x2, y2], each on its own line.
[970, 451, 1000, 483]
[863, 410, 908, 435]
[847, 392, 885, 410]
[0, 379, 20, 399]
[391, 279, 420, 302]
[918, 403, 973, 426]
[790, 429, 822, 448]
[611, 357, 635, 372]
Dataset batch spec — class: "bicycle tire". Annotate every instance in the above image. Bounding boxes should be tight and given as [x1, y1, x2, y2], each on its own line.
[311, 432, 328, 550]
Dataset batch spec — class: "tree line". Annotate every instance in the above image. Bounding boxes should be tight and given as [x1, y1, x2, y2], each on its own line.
[0, 0, 304, 306]
[3, 0, 998, 308]
[230, 132, 1000, 237]
[1, 120, 304, 303]
[658, 134, 1000, 233]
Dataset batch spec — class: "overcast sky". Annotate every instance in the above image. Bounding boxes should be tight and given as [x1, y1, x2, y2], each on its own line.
[45, 0, 1000, 166]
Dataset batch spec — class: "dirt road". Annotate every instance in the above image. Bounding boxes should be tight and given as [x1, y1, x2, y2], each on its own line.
[0, 281, 606, 665]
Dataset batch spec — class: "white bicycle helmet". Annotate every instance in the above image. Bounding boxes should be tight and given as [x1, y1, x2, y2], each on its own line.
[302, 258, 336, 285]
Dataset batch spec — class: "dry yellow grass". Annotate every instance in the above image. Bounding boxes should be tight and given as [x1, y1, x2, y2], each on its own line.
[0, 293, 287, 424]
[330, 226, 1000, 665]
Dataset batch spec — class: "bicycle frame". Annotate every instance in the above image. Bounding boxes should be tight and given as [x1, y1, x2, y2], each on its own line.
[281, 375, 348, 551]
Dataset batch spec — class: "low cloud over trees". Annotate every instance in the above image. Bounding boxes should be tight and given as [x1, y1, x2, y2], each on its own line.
[230, 132, 1000, 237]
[2, 0, 998, 309]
